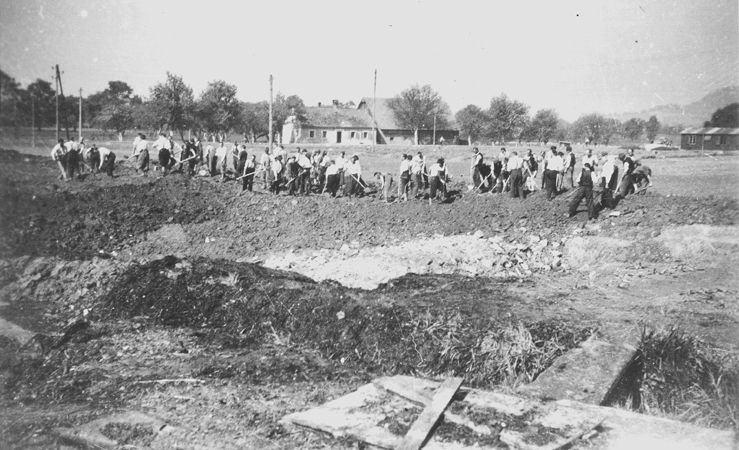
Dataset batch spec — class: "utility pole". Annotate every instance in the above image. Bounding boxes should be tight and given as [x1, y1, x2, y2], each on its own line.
[78, 88, 83, 141]
[31, 94, 35, 148]
[372, 69, 377, 151]
[268, 74, 273, 148]
[53, 66, 59, 142]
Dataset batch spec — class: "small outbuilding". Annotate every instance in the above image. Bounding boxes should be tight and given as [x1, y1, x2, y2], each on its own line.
[680, 127, 739, 150]
[282, 101, 375, 145]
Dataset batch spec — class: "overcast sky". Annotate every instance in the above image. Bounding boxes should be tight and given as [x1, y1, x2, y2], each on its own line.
[1, 0, 737, 121]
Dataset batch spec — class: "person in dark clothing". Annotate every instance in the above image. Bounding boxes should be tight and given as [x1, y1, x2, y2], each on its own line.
[616, 152, 637, 199]
[242, 155, 256, 192]
[543, 146, 560, 200]
[100, 151, 116, 177]
[325, 160, 340, 197]
[158, 147, 172, 175]
[88, 145, 101, 174]
[286, 156, 300, 195]
[183, 139, 198, 176]
[66, 147, 80, 180]
[568, 162, 595, 219]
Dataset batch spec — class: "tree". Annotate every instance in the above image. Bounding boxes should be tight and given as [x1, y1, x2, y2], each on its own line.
[571, 113, 610, 145]
[239, 101, 269, 142]
[486, 94, 529, 143]
[455, 105, 488, 144]
[526, 109, 560, 144]
[86, 81, 140, 140]
[622, 118, 645, 141]
[271, 94, 307, 141]
[21, 79, 56, 129]
[148, 73, 195, 138]
[601, 118, 621, 145]
[705, 103, 739, 128]
[645, 115, 660, 142]
[0, 69, 22, 127]
[195, 80, 241, 138]
[388, 84, 450, 145]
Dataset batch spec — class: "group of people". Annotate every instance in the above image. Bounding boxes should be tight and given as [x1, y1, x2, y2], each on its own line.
[50, 133, 651, 219]
[50, 137, 116, 181]
[469, 144, 651, 220]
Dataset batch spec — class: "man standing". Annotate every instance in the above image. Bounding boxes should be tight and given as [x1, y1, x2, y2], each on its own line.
[324, 160, 341, 197]
[183, 138, 198, 176]
[398, 154, 411, 201]
[507, 150, 524, 198]
[582, 148, 597, 172]
[285, 155, 300, 195]
[410, 152, 425, 198]
[471, 147, 483, 190]
[598, 152, 619, 209]
[568, 161, 595, 220]
[335, 151, 347, 190]
[215, 141, 228, 181]
[259, 147, 272, 189]
[297, 149, 313, 194]
[242, 154, 257, 192]
[345, 155, 362, 197]
[543, 146, 561, 200]
[374, 171, 394, 203]
[134, 135, 150, 176]
[427, 157, 447, 204]
[51, 138, 69, 181]
[564, 146, 576, 189]
[270, 155, 283, 194]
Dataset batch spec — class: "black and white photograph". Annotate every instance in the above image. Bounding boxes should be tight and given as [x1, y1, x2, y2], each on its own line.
[0, 0, 737, 448]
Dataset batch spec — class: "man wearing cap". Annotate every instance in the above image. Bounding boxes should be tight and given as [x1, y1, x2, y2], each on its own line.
[398, 154, 411, 201]
[285, 155, 300, 195]
[568, 159, 596, 220]
[271, 155, 283, 193]
[297, 149, 313, 194]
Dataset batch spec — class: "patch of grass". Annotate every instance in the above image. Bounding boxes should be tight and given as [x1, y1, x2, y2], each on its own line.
[620, 327, 738, 430]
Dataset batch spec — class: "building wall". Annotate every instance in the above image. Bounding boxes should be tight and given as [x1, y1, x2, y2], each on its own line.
[295, 127, 374, 145]
[681, 134, 739, 150]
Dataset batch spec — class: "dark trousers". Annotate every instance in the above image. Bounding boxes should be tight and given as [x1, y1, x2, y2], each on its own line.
[287, 172, 299, 195]
[617, 174, 633, 198]
[544, 169, 558, 200]
[429, 176, 442, 200]
[326, 174, 340, 197]
[472, 167, 482, 189]
[101, 153, 116, 176]
[411, 173, 422, 198]
[345, 175, 357, 196]
[242, 169, 255, 191]
[299, 169, 311, 194]
[568, 186, 594, 219]
[159, 149, 171, 174]
[509, 168, 522, 198]
[90, 154, 100, 173]
[399, 175, 410, 199]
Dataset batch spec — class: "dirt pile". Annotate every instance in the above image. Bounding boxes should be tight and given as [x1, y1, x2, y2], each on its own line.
[98, 255, 593, 387]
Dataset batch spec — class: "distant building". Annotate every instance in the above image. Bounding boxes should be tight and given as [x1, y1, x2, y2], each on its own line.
[281, 98, 459, 145]
[282, 100, 374, 145]
[680, 127, 739, 150]
[357, 97, 459, 145]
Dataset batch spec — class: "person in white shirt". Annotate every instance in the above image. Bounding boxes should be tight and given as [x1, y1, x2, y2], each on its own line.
[132, 134, 149, 175]
[398, 154, 411, 201]
[410, 152, 425, 199]
[98, 146, 116, 177]
[598, 152, 620, 209]
[427, 157, 448, 204]
[335, 151, 347, 188]
[563, 146, 576, 189]
[259, 147, 272, 189]
[297, 149, 313, 195]
[543, 146, 561, 200]
[470, 147, 483, 190]
[215, 141, 228, 181]
[50, 138, 69, 181]
[506, 151, 524, 199]
[64, 138, 82, 180]
[324, 160, 341, 197]
[344, 155, 363, 197]
[153, 133, 173, 175]
[242, 154, 257, 192]
[373, 171, 394, 203]
[205, 144, 216, 176]
[581, 148, 597, 172]
[270, 155, 283, 193]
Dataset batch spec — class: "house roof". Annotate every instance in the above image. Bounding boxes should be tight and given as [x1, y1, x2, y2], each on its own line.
[302, 106, 373, 129]
[680, 127, 739, 135]
[357, 97, 458, 131]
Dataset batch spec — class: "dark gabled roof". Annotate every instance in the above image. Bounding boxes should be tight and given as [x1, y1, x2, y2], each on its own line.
[302, 106, 373, 129]
[358, 97, 458, 131]
[680, 127, 739, 135]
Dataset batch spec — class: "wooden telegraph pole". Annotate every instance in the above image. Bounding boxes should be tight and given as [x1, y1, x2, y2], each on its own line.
[433, 113, 437, 145]
[53, 66, 59, 141]
[268, 74, 274, 149]
[78, 88, 83, 141]
[372, 69, 377, 151]
[31, 93, 35, 148]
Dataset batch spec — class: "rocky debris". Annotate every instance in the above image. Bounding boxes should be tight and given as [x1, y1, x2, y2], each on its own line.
[263, 231, 565, 289]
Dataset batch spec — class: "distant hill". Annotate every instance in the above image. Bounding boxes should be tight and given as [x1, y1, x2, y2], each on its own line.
[612, 86, 739, 127]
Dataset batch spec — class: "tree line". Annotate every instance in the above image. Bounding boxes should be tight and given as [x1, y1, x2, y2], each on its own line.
[2, 68, 734, 145]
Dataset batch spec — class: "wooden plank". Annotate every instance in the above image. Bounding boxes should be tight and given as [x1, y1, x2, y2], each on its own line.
[397, 377, 463, 450]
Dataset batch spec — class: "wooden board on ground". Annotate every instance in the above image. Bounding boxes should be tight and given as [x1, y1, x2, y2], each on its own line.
[397, 377, 463, 450]
[282, 375, 736, 449]
[516, 336, 638, 405]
